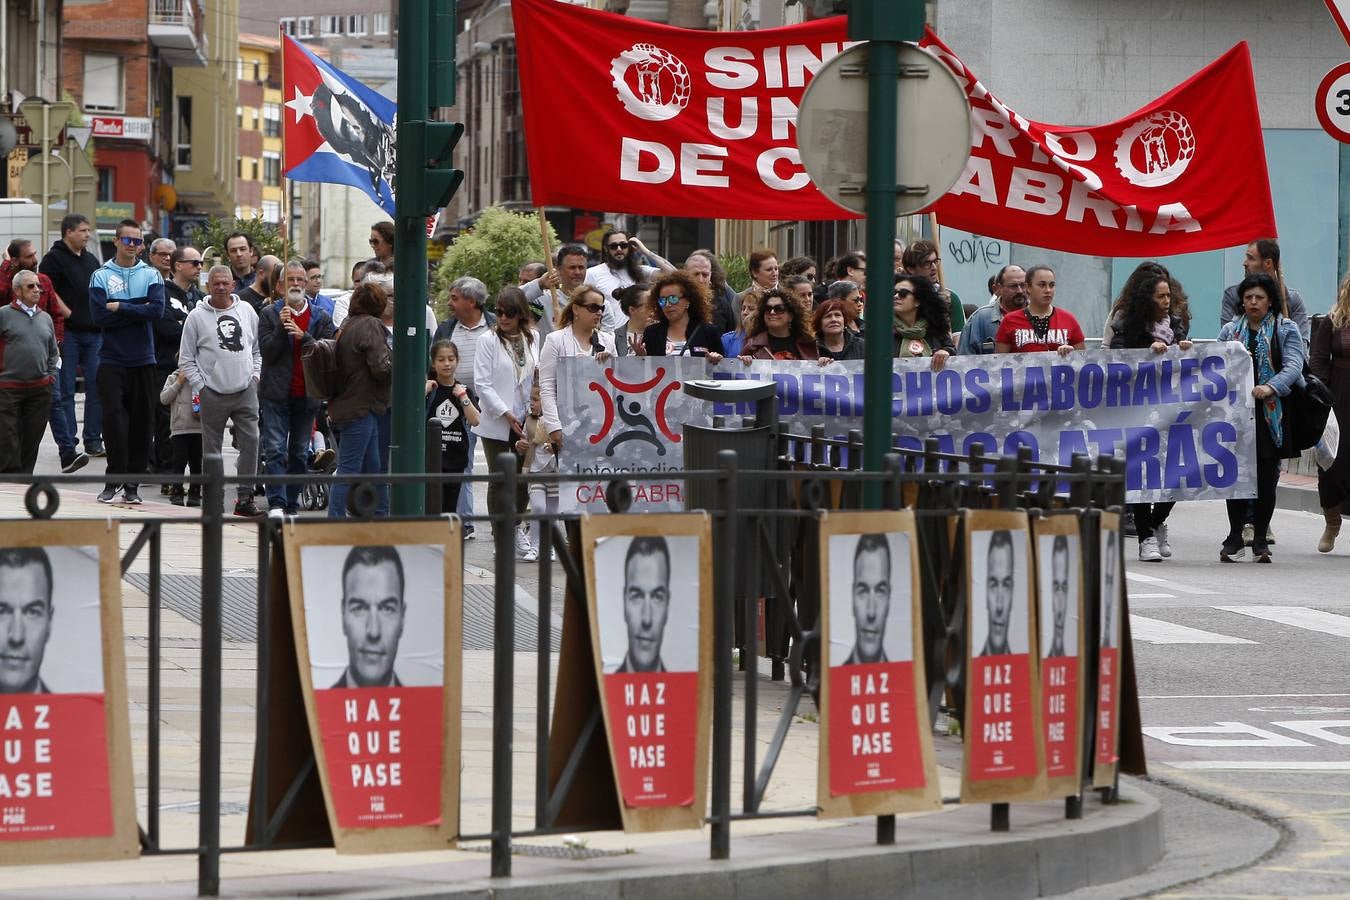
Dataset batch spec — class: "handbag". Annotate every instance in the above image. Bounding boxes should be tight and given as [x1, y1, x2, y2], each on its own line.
[1270, 319, 1334, 453]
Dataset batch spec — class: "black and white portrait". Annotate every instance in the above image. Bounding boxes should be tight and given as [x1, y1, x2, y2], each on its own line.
[596, 534, 700, 674]
[1038, 534, 1079, 660]
[827, 532, 912, 667]
[301, 544, 446, 689]
[970, 528, 1030, 658]
[1100, 530, 1121, 651]
[215, 315, 242, 352]
[0, 546, 103, 694]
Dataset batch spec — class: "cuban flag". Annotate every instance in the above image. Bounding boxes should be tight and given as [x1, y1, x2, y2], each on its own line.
[282, 34, 397, 215]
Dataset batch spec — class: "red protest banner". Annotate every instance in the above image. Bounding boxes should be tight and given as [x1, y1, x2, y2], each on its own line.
[920, 31, 1276, 256]
[513, 0, 854, 220]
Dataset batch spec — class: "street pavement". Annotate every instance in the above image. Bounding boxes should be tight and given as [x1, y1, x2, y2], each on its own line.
[1118, 499, 1350, 897]
[5, 418, 1347, 896]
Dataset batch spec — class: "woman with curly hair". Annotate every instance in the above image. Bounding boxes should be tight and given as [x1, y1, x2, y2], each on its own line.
[738, 287, 818, 361]
[327, 281, 393, 518]
[640, 269, 725, 361]
[813, 298, 863, 361]
[1108, 271, 1193, 562]
[892, 274, 954, 371]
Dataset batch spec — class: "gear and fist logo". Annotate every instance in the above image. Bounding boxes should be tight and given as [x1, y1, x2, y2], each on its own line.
[611, 43, 691, 122]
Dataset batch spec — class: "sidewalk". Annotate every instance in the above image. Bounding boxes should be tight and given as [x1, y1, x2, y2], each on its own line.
[0, 447, 1163, 898]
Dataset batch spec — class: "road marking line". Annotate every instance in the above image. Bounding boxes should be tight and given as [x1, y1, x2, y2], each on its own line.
[1162, 761, 1350, 771]
[1142, 693, 1350, 699]
[1217, 606, 1350, 639]
[1128, 592, 1176, 599]
[1129, 614, 1256, 645]
[1125, 571, 1216, 595]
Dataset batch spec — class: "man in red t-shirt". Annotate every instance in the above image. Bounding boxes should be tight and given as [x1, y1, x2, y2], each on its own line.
[994, 265, 1085, 356]
[258, 260, 335, 514]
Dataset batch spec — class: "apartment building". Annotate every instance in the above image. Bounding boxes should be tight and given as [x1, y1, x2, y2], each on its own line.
[235, 32, 282, 225]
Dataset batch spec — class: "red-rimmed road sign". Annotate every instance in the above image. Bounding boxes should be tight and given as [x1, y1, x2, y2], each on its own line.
[1315, 61, 1350, 144]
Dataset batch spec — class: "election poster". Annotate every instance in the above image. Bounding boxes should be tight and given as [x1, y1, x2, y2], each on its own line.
[961, 510, 1048, 804]
[583, 513, 712, 832]
[0, 522, 136, 864]
[816, 511, 939, 818]
[556, 346, 1258, 513]
[284, 521, 462, 853]
[1093, 512, 1124, 790]
[1033, 516, 1086, 799]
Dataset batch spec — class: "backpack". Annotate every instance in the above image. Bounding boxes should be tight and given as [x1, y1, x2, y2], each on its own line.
[300, 338, 342, 401]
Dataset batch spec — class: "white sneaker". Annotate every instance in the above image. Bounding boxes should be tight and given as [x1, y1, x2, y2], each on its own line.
[519, 547, 538, 563]
[515, 525, 532, 557]
[1155, 523, 1171, 558]
[1138, 536, 1163, 562]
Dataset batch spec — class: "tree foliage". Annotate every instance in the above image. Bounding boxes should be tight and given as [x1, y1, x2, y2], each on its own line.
[434, 206, 559, 310]
[719, 253, 751, 293]
[188, 215, 286, 264]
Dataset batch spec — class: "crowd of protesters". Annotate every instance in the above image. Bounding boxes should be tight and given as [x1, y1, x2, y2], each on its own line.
[0, 217, 1344, 567]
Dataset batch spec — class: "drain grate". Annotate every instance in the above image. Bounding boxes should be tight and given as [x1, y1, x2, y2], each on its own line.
[124, 573, 259, 642]
[459, 842, 632, 861]
[124, 575, 560, 652]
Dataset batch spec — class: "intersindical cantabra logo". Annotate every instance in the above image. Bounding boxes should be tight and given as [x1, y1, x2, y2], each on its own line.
[587, 367, 683, 457]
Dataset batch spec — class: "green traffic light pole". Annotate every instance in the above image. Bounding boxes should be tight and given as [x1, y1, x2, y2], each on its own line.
[391, 0, 461, 515]
[852, 0, 925, 511]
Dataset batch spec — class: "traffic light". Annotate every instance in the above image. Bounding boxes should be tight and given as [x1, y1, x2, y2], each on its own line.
[430, 0, 457, 109]
[397, 119, 464, 217]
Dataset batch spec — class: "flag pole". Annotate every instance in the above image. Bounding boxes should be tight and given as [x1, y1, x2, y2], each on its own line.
[537, 208, 559, 324]
[279, 28, 290, 260]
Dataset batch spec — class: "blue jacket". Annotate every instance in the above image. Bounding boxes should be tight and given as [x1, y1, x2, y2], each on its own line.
[89, 258, 165, 367]
[1217, 315, 1306, 397]
[957, 298, 1006, 355]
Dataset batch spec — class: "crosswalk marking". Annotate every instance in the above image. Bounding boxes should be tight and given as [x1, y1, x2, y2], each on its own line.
[1125, 571, 1216, 595]
[1162, 760, 1350, 772]
[1129, 592, 1177, 600]
[1129, 614, 1256, 645]
[1216, 606, 1350, 639]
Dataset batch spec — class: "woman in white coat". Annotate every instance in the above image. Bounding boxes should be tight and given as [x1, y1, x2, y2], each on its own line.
[472, 287, 539, 540]
[540, 284, 616, 454]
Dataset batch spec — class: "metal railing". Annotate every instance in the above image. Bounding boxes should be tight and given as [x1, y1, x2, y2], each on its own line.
[149, 0, 196, 29]
[4, 436, 1128, 895]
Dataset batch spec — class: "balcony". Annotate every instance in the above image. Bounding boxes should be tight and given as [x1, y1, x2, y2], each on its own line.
[149, 0, 206, 67]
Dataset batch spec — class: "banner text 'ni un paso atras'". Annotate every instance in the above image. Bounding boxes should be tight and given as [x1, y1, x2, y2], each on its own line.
[554, 345, 1257, 513]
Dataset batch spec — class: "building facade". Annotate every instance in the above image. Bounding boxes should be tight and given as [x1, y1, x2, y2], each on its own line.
[60, 0, 208, 236]
[171, 0, 239, 238]
[235, 33, 283, 226]
[239, 0, 396, 50]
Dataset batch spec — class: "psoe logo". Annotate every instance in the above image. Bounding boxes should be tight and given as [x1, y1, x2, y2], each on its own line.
[586, 367, 682, 457]
[611, 43, 691, 122]
[1113, 110, 1195, 188]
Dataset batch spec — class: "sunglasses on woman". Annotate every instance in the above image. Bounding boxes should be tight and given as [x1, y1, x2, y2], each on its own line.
[894, 288, 916, 299]
[657, 293, 684, 307]
[578, 302, 605, 314]
[763, 303, 789, 314]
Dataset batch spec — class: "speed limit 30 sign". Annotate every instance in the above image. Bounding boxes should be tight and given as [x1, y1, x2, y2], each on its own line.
[1317, 61, 1350, 144]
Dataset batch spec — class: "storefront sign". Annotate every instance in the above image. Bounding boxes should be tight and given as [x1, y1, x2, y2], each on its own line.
[89, 116, 152, 142]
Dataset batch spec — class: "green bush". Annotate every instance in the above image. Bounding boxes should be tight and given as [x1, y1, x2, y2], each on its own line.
[720, 253, 750, 293]
[434, 206, 559, 313]
[189, 215, 285, 263]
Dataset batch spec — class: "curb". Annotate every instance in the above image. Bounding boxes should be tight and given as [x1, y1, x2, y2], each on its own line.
[331, 784, 1163, 900]
[1275, 479, 1321, 515]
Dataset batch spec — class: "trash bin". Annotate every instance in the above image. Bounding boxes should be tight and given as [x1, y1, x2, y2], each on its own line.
[681, 378, 779, 656]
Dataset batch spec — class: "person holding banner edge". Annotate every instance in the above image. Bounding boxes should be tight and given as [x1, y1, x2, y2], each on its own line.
[738, 288, 818, 362]
[540, 285, 614, 456]
[1216, 272, 1305, 564]
[994, 265, 1085, 356]
[638, 271, 724, 361]
[891, 275, 954, 370]
[1108, 271, 1193, 562]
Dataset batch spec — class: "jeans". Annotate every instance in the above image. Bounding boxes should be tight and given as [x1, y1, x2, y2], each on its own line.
[457, 430, 477, 529]
[59, 330, 102, 447]
[199, 382, 259, 501]
[261, 396, 317, 512]
[0, 386, 53, 473]
[329, 412, 387, 518]
[97, 363, 156, 485]
[481, 436, 527, 532]
[47, 370, 75, 459]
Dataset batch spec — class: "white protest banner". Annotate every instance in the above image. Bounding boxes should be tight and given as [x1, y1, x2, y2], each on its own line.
[555, 345, 1258, 512]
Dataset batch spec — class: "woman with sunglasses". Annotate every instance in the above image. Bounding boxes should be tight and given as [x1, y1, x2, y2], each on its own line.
[473, 287, 540, 542]
[639, 270, 725, 362]
[539, 285, 615, 454]
[738, 288, 818, 362]
[892, 274, 955, 371]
